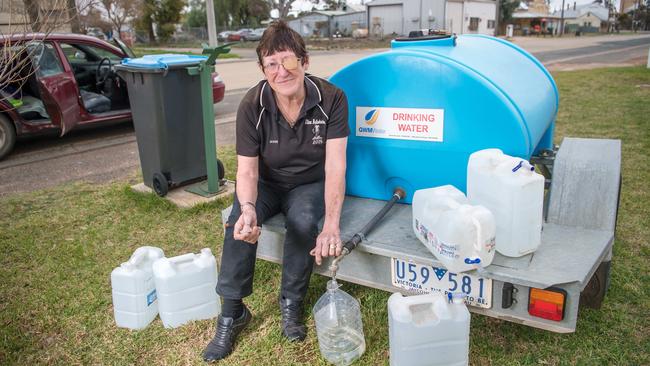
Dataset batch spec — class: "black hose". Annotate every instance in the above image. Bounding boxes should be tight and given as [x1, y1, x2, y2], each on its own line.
[342, 187, 406, 253]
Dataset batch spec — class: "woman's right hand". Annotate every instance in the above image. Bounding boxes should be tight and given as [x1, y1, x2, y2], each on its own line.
[233, 205, 261, 244]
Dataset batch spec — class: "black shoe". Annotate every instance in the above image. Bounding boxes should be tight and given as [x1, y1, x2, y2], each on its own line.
[202, 306, 252, 362]
[279, 297, 307, 342]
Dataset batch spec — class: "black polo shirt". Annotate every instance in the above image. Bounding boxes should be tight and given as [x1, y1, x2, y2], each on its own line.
[236, 75, 349, 190]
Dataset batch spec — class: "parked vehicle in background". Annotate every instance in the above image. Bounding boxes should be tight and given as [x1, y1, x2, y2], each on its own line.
[227, 28, 254, 42]
[217, 31, 233, 42]
[86, 27, 107, 40]
[246, 28, 266, 41]
[0, 33, 226, 160]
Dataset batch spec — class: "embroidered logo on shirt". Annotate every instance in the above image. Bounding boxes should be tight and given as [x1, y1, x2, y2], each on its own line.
[269, 139, 279, 144]
[312, 125, 323, 145]
[305, 119, 326, 125]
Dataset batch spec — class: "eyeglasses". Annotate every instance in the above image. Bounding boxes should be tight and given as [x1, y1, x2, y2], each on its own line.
[262, 55, 302, 74]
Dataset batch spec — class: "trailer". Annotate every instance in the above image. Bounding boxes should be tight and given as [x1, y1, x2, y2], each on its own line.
[222, 137, 620, 333]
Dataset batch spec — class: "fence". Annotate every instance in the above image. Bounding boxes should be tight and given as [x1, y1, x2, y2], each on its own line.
[134, 24, 261, 45]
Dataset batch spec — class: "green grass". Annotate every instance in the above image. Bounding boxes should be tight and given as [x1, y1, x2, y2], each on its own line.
[132, 47, 240, 59]
[1, 67, 649, 365]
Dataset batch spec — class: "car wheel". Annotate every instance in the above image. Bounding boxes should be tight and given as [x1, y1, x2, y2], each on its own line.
[0, 114, 16, 160]
[152, 172, 169, 197]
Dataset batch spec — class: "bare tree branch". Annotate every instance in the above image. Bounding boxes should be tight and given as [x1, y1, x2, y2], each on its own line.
[99, 0, 138, 34]
[0, 0, 74, 103]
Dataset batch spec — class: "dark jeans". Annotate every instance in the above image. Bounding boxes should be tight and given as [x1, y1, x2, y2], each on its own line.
[216, 180, 325, 301]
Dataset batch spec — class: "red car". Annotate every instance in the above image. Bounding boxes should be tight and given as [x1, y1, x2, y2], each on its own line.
[0, 33, 226, 159]
[227, 29, 254, 42]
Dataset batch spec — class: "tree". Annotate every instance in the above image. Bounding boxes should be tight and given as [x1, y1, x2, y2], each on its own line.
[80, 4, 114, 33]
[99, 0, 138, 34]
[144, 0, 157, 43]
[186, 0, 207, 28]
[154, 0, 186, 43]
[186, 0, 270, 29]
[134, 0, 157, 43]
[499, 0, 520, 24]
[67, 0, 81, 33]
[1, 0, 72, 104]
[266, 0, 292, 19]
[23, 0, 42, 31]
[323, 0, 341, 10]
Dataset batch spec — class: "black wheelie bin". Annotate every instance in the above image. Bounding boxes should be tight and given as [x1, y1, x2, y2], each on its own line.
[115, 54, 212, 196]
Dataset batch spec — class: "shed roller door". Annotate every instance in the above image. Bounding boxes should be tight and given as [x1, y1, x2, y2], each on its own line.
[370, 5, 403, 36]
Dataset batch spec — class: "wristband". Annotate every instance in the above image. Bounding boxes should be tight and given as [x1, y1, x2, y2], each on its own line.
[241, 201, 256, 210]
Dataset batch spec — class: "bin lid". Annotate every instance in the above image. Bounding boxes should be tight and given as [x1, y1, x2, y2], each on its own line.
[119, 54, 208, 71]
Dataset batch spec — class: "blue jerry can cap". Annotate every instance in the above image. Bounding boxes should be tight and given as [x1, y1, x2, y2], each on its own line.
[120, 54, 208, 70]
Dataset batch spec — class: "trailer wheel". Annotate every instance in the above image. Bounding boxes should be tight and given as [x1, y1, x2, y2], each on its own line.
[580, 260, 611, 309]
[152, 173, 169, 197]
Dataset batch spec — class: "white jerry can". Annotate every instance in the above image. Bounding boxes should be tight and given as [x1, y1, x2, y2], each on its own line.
[467, 148, 545, 257]
[412, 185, 496, 273]
[152, 248, 220, 328]
[388, 292, 470, 366]
[111, 246, 165, 330]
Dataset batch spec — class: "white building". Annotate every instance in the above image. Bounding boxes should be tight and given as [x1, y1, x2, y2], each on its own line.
[366, 0, 496, 37]
[446, 0, 497, 36]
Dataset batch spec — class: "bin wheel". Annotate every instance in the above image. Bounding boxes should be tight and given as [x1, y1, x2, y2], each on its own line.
[580, 260, 611, 309]
[152, 173, 169, 197]
[217, 159, 225, 180]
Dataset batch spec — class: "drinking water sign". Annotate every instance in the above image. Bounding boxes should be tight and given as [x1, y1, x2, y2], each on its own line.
[356, 106, 444, 142]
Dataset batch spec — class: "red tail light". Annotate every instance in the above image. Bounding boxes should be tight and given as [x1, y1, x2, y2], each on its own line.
[528, 287, 566, 321]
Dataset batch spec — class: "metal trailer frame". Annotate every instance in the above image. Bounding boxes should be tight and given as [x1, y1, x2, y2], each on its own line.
[221, 138, 621, 333]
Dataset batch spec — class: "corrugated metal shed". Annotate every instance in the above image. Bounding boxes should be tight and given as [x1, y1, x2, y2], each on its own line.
[367, 0, 445, 37]
[288, 10, 367, 37]
[367, 0, 405, 36]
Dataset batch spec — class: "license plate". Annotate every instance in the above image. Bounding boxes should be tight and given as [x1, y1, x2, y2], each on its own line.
[390, 258, 493, 309]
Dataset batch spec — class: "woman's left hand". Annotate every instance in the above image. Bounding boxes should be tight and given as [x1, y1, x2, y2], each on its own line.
[310, 228, 342, 266]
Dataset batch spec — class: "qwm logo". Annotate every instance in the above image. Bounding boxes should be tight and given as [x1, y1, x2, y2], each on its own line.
[364, 109, 380, 125]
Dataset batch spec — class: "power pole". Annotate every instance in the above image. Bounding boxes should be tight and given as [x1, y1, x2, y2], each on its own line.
[560, 0, 564, 37]
[206, 0, 218, 46]
[495, 0, 501, 36]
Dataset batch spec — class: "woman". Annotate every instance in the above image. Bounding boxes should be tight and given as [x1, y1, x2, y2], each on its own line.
[202, 21, 349, 362]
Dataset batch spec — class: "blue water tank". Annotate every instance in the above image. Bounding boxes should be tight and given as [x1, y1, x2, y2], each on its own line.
[330, 35, 558, 203]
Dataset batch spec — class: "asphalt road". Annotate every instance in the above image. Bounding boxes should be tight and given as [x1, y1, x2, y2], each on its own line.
[533, 36, 650, 67]
[1, 35, 649, 196]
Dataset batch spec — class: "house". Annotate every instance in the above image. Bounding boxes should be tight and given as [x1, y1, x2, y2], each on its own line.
[365, 0, 496, 38]
[288, 9, 367, 38]
[0, 0, 71, 34]
[551, 3, 610, 33]
[446, 0, 497, 36]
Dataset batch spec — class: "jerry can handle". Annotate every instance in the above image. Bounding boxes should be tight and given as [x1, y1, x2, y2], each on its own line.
[394, 292, 437, 308]
[128, 250, 147, 266]
[168, 253, 196, 266]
